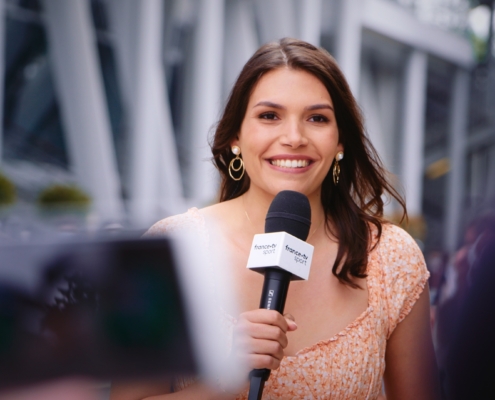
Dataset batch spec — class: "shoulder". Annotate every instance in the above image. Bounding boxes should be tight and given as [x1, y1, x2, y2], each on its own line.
[378, 222, 420, 249]
[373, 223, 426, 274]
[145, 200, 236, 237]
[374, 223, 428, 284]
[145, 207, 205, 237]
[200, 199, 239, 219]
[376, 222, 424, 263]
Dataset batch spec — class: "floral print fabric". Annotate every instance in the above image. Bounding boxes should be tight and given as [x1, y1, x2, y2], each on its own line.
[147, 208, 429, 399]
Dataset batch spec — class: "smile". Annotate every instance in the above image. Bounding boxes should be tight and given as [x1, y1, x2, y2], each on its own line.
[270, 159, 310, 168]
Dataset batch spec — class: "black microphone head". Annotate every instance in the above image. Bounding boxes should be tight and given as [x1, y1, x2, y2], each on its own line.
[265, 191, 311, 240]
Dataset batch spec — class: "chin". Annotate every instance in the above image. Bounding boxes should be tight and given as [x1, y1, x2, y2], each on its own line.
[265, 184, 315, 198]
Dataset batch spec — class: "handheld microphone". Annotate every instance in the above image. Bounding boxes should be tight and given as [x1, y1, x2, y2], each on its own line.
[246, 191, 314, 400]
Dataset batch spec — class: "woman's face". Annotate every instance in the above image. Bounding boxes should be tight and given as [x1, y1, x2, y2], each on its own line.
[232, 68, 343, 201]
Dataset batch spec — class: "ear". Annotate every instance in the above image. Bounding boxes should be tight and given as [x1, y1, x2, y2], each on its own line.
[337, 142, 344, 155]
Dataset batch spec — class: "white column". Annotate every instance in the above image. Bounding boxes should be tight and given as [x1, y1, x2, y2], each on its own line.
[223, 0, 258, 99]
[254, 0, 297, 44]
[184, 0, 225, 204]
[400, 49, 428, 216]
[444, 68, 469, 252]
[0, 0, 5, 164]
[43, 0, 124, 220]
[106, 0, 136, 109]
[298, 0, 322, 46]
[107, 0, 184, 227]
[334, 0, 363, 96]
[360, 64, 388, 167]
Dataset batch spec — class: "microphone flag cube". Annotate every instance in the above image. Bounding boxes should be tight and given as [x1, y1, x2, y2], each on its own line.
[246, 232, 314, 280]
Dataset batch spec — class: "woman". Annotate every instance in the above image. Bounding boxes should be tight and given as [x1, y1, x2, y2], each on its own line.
[111, 38, 439, 399]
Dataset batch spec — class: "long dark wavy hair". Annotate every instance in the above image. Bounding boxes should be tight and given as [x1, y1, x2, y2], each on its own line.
[211, 38, 406, 288]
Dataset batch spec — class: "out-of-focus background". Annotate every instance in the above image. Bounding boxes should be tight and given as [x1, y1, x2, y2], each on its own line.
[0, 0, 491, 238]
[1, 0, 494, 249]
[0, 0, 494, 396]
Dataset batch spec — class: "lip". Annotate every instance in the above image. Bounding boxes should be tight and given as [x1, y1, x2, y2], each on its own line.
[268, 154, 314, 161]
[265, 154, 315, 173]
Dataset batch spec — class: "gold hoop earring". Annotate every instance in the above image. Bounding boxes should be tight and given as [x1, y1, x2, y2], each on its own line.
[229, 146, 245, 181]
[333, 151, 344, 185]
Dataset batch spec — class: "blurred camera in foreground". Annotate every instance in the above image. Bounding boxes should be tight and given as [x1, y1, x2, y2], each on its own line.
[0, 231, 244, 393]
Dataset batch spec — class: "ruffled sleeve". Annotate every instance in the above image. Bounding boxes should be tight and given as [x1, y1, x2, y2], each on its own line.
[143, 208, 219, 392]
[144, 207, 205, 237]
[377, 224, 430, 338]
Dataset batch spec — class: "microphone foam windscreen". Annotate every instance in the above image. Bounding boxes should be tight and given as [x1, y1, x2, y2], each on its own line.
[265, 191, 311, 240]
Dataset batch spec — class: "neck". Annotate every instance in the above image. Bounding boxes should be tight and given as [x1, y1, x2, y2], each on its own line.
[241, 188, 326, 235]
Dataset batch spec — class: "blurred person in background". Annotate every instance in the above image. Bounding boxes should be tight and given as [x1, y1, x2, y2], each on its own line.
[434, 215, 495, 376]
[425, 249, 449, 330]
[111, 38, 439, 400]
[434, 214, 495, 398]
[442, 215, 495, 399]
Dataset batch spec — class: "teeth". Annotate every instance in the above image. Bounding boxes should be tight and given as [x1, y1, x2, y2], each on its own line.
[271, 159, 309, 168]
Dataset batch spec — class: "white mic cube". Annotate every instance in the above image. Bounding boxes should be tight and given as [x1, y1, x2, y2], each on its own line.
[246, 232, 314, 280]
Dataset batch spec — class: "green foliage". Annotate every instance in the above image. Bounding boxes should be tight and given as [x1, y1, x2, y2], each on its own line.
[38, 184, 91, 209]
[0, 172, 16, 206]
[470, 30, 489, 62]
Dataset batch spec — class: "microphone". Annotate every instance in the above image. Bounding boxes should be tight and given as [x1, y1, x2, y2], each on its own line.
[246, 191, 314, 400]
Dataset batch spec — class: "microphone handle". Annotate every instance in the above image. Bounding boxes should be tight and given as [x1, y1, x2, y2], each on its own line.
[248, 268, 292, 400]
[259, 268, 291, 312]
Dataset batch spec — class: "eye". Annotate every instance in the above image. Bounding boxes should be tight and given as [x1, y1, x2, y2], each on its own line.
[259, 112, 279, 120]
[308, 115, 329, 123]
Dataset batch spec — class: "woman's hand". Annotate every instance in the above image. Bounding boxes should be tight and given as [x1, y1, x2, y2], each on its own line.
[232, 309, 297, 371]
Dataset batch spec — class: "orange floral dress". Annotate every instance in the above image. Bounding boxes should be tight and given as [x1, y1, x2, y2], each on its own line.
[147, 208, 429, 400]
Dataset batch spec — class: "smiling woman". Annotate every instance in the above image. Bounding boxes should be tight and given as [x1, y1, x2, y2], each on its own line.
[110, 38, 440, 400]
[232, 68, 342, 202]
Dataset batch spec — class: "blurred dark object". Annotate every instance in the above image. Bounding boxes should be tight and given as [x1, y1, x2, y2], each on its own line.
[426, 249, 449, 306]
[0, 238, 196, 390]
[434, 216, 495, 371]
[439, 219, 495, 399]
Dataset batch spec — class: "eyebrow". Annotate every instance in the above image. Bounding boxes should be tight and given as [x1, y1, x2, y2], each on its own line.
[253, 101, 285, 109]
[305, 103, 334, 112]
[253, 101, 334, 112]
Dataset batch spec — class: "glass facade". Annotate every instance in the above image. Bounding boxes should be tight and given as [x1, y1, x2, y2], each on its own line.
[0, 0, 488, 244]
[3, 0, 68, 169]
[90, 0, 125, 194]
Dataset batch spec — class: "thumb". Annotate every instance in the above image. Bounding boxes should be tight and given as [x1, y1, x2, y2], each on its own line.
[284, 313, 297, 331]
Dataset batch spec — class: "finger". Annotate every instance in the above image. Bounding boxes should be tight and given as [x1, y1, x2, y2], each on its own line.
[234, 322, 288, 348]
[283, 313, 298, 331]
[235, 326, 288, 352]
[236, 338, 285, 361]
[283, 313, 295, 321]
[241, 309, 290, 332]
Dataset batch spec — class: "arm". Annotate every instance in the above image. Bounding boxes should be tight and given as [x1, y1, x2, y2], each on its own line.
[109, 379, 231, 400]
[383, 284, 441, 400]
[109, 309, 297, 400]
[109, 380, 172, 400]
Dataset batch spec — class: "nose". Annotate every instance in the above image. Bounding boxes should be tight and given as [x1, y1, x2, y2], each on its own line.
[280, 119, 308, 148]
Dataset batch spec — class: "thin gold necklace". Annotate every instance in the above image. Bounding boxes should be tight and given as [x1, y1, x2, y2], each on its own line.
[242, 195, 324, 240]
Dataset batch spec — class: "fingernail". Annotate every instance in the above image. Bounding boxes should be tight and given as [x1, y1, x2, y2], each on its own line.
[288, 320, 298, 330]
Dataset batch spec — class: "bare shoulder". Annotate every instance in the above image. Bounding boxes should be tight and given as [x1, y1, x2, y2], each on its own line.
[198, 198, 243, 230]
[145, 207, 204, 236]
[199, 198, 239, 218]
